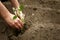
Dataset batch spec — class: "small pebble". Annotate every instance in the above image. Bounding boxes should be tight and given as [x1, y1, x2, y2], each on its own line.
[32, 13, 34, 16]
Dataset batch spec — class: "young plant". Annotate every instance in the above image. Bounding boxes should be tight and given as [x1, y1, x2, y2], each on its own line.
[13, 5, 27, 34]
[13, 4, 25, 23]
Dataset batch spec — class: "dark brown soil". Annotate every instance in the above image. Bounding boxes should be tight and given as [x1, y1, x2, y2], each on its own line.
[0, 0, 60, 40]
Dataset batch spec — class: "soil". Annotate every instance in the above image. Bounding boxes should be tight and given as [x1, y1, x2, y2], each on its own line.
[0, 0, 60, 40]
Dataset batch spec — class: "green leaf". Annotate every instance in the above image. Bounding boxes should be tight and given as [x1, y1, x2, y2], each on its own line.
[13, 15, 17, 20]
[18, 4, 24, 11]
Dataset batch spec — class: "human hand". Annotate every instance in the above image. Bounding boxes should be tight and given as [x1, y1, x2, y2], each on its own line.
[4, 13, 24, 30]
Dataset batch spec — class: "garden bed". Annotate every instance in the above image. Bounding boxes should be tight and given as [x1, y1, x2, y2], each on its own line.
[0, 0, 60, 40]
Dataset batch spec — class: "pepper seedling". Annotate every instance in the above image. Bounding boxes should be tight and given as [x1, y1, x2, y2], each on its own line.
[13, 4, 25, 23]
[12, 4, 28, 35]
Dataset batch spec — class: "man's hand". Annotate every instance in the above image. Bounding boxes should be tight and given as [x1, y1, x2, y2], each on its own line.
[0, 2, 24, 30]
[5, 13, 24, 29]
[10, 0, 20, 8]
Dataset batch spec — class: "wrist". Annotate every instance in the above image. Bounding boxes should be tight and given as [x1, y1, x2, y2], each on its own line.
[2, 13, 11, 19]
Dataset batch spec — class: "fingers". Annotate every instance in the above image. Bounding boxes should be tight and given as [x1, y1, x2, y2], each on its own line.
[17, 20, 24, 28]
[10, 22, 20, 29]
[13, 18, 23, 29]
[14, 24, 20, 29]
[14, 21, 22, 29]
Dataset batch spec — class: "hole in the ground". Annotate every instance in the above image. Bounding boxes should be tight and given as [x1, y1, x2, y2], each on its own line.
[33, 8, 37, 11]
[13, 24, 28, 36]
